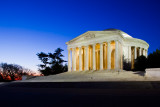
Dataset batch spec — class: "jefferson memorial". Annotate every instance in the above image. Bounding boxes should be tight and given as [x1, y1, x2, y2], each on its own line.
[66, 29, 149, 72]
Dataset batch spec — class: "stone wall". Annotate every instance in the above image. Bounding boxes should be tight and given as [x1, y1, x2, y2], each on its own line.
[145, 68, 160, 78]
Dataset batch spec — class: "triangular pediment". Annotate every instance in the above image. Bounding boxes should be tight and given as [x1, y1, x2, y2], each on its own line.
[66, 31, 95, 44]
[66, 30, 132, 45]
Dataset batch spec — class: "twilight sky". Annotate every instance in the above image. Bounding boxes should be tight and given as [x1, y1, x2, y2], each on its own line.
[0, 0, 160, 72]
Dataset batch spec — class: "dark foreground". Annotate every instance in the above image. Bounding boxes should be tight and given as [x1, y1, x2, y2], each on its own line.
[0, 81, 160, 107]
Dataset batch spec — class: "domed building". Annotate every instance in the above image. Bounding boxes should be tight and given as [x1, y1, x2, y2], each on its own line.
[66, 29, 149, 72]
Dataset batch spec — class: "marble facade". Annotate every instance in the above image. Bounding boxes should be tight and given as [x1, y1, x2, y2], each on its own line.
[66, 29, 149, 71]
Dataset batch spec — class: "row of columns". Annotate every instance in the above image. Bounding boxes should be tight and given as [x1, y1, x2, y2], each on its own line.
[128, 46, 148, 62]
[134, 46, 148, 60]
[129, 46, 148, 69]
[68, 41, 121, 72]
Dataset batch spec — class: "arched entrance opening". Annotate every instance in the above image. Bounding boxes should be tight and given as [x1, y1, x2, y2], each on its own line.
[95, 44, 100, 70]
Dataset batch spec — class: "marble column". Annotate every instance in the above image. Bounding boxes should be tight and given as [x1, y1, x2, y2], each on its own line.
[134, 47, 137, 59]
[115, 41, 119, 69]
[104, 44, 107, 69]
[93, 44, 96, 70]
[89, 47, 92, 70]
[107, 42, 111, 69]
[85, 46, 89, 71]
[71, 49, 73, 71]
[144, 50, 146, 57]
[128, 46, 131, 62]
[68, 49, 71, 72]
[121, 44, 123, 69]
[143, 49, 145, 56]
[139, 48, 142, 56]
[100, 43, 103, 70]
[79, 47, 82, 71]
[73, 48, 76, 71]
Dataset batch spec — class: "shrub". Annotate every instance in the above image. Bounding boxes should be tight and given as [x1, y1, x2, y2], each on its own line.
[134, 55, 147, 71]
[147, 49, 160, 68]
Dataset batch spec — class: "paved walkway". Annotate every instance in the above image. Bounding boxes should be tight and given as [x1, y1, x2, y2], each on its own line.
[2, 81, 160, 89]
[0, 81, 160, 107]
[0, 82, 5, 85]
[1, 71, 160, 107]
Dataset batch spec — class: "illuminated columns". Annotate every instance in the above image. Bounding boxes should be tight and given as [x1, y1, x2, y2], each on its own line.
[68, 48, 71, 72]
[100, 43, 103, 70]
[128, 46, 131, 62]
[73, 48, 76, 71]
[139, 48, 142, 56]
[85, 46, 89, 71]
[146, 50, 148, 57]
[79, 47, 82, 71]
[107, 42, 111, 69]
[93, 44, 96, 70]
[134, 47, 137, 59]
[145, 49, 148, 57]
[104, 44, 107, 69]
[115, 41, 119, 69]
[143, 49, 145, 56]
[121, 44, 123, 69]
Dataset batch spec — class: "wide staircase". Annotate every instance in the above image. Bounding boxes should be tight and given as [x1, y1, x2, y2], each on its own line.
[25, 70, 146, 82]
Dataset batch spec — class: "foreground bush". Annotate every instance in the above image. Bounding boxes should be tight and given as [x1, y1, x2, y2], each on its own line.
[134, 55, 147, 71]
[0, 72, 22, 82]
[147, 49, 160, 68]
[0, 63, 35, 82]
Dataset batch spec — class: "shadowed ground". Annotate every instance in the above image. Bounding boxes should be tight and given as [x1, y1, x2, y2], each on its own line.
[0, 81, 160, 107]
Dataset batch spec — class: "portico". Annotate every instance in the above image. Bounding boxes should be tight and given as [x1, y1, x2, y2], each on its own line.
[66, 29, 149, 72]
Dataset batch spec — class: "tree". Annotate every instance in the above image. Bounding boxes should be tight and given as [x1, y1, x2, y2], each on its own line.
[0, 63, 23, 75]
[134, 55, 147, 71]
[131, 48, 160, 71]
[37, 48, 67, 75]
[0, 63, 33, 81]
[147, 49, 160, 68]
[36, 52, 49, 69]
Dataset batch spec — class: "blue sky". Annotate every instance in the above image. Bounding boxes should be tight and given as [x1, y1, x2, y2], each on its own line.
[0, 0, 160, 72]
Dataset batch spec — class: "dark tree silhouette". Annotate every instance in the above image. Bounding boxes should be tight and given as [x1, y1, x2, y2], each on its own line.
[124, 48, 160, 71]
[37, 48, 67, 76]
[134, 55, 147, 71]
[0, 63, 23, 75]
[134, 48, 160, 71]
[0, 63, 32, 81]
[147, 49, 160, 68]
[36, 52, 49, 69]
